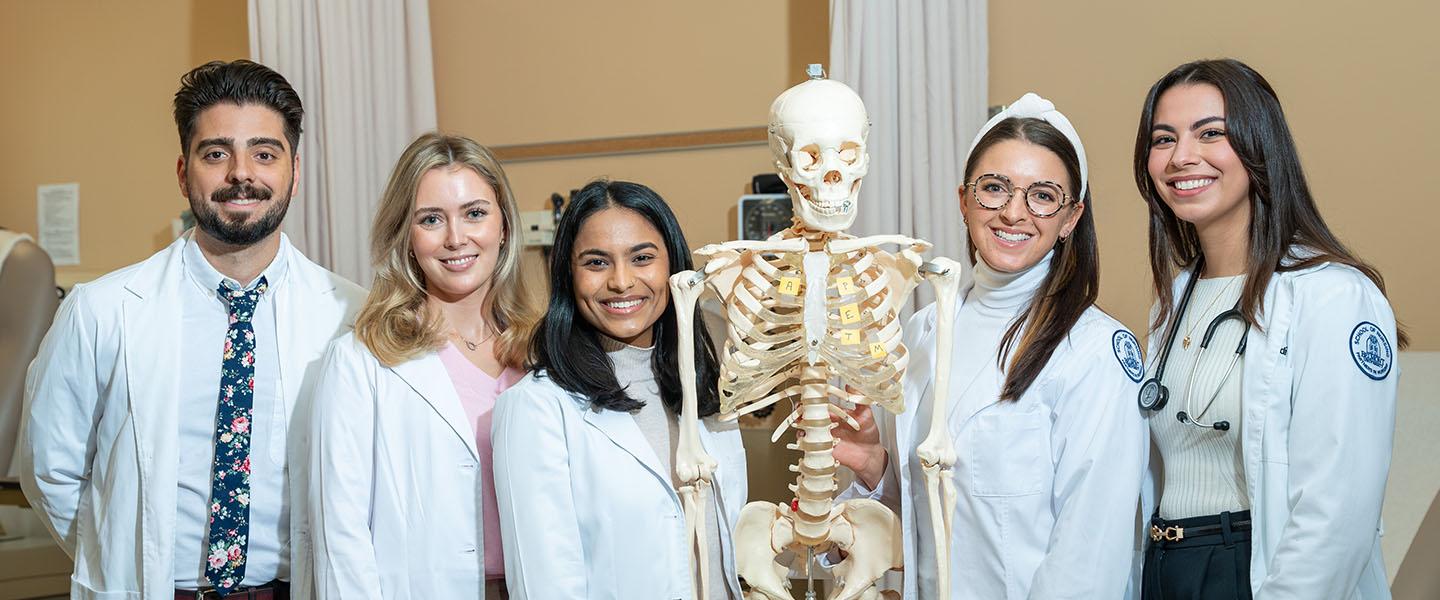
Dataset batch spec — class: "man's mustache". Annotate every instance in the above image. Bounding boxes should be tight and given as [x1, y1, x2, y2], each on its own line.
[210, 184, 273, 203]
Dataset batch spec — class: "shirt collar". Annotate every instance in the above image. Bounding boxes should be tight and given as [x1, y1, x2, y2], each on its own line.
[182, 233, 290, 299]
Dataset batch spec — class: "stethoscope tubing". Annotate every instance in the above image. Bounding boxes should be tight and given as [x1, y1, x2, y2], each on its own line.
[1137, 259, 1205, 412]
[1179, 308, 1249, 429]
[1137, 258, 1251, 433]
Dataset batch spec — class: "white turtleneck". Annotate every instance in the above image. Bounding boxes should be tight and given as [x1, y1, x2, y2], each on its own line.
[946, 251, 1053, 403]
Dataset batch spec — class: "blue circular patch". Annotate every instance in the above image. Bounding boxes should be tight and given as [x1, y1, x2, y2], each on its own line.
[1112, 330, 1144, 383]
[1349, 321, 1392, 380]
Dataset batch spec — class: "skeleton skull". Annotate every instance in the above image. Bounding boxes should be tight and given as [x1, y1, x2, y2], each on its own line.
[768, 78, 870, 232]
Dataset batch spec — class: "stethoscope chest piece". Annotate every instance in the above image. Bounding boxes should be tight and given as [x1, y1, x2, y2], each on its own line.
[1138, 377, 1168, 411]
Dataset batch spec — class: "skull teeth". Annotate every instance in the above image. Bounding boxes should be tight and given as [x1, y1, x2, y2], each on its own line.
[810, 199, 851, 216]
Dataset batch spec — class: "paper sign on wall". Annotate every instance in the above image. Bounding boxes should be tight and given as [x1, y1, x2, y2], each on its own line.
[37, 183, 80, 266]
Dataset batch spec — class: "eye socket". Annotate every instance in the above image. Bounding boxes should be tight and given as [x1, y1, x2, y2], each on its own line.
[467, 208, 487, 219]
[838, 142, 860, 164]
[205, 150, 227, 160]
[795, 144, 821, 171]
[418, 214, 442, 227]
[1150, 134, 1176, 147]
[632, 253, 656, 264]
[1199, 128, 1227, 140]
[256, 151, 276, 161]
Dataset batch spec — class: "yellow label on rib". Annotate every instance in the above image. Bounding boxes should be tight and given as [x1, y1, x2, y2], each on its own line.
[840, 330, 861, 345]
[778, 277, 802, 295]
[835, 276, 856, 296]
[839, 303, 860, 324]
[869, 341, 888, 358]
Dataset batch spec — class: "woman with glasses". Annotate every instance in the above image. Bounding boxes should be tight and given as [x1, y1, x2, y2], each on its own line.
[832, 93, 1147, 599]
[1135, 59, 1403, 599]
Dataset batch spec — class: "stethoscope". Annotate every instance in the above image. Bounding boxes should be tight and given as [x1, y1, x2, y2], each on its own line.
[1137, 258, 1250, 432]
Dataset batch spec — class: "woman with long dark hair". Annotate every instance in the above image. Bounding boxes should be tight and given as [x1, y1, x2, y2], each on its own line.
[1135, 58, 1402, 599]
[492, 180, 746, 599]
[834, 93, 1147, 599]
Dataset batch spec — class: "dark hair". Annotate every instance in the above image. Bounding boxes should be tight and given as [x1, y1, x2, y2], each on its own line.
[1133, 58, 1407, 348]
[173, 60, 304, 155]
[964, 118, 1099, 401]
[529, 180, 722, 416]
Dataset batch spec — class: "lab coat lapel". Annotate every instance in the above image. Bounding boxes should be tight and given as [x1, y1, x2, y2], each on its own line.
[121, 235, 187, 598]
[273, 238, 337, 422]
[391, 355, 480, 460]
[582, 407, 672, 492]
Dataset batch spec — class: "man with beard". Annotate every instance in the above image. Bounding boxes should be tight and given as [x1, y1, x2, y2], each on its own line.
[20, 60, 365, 600]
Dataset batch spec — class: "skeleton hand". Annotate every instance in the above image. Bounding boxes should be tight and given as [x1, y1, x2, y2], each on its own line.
[694, 244, 742, 275]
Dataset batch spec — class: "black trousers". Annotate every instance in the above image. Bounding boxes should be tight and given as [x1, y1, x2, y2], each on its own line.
[1142, 510, 1252, 600]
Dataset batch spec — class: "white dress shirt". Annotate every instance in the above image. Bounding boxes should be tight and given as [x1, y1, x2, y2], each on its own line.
[174, 239, 288, 588]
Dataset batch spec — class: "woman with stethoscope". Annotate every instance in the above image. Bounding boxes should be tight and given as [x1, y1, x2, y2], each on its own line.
[1134, 59, 1406, 599]
[832, 93, 1148, 599]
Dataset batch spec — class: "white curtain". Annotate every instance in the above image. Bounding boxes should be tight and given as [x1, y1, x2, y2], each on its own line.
[830, 0, 987, 311]
[249, 0, 437, 286]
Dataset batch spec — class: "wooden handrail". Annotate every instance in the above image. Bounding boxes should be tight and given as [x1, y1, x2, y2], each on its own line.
[491, 126, 768, 162]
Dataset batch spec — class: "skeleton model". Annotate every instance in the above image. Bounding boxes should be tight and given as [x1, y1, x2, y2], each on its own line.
[670, 66, 965, 600]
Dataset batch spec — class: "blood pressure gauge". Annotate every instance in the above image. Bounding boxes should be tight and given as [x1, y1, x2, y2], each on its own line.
[738, 194, 793, 241]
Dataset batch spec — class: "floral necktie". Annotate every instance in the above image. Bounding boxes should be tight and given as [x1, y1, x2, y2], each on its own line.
[205, 277, 267, 595]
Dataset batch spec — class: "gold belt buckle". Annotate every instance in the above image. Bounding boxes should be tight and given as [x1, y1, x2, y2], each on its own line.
[1149, 525, 1184, 542]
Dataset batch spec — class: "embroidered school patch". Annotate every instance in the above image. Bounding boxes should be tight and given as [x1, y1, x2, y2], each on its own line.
[1349, 321, 1392, 380]
[1112, 330, 1144, 382]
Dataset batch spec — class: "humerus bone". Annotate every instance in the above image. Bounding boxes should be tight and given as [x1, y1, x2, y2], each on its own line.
[916, 258, 964, 599]
[670, 269, 720, 600]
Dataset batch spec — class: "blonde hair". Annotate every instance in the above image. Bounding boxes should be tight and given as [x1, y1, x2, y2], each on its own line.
[354, 132, 539, 368]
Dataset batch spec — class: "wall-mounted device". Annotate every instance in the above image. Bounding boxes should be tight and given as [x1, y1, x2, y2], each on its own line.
[737, 193, 793, 241]
[520, 210, 556, 247]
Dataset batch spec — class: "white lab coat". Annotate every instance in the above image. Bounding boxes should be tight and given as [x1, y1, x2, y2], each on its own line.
[19, 232, 364, 600]
[865, 294, 1147, 599]
[492, 372, 747, 600]
[308, 333, 492, 599]
[1139, 256, 1398, 599]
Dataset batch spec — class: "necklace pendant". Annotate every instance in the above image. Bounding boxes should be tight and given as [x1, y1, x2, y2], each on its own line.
[464, 340, 478, 351]
[1182, 335, 1191, 350]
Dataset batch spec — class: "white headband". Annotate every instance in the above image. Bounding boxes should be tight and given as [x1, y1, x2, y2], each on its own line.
[964, 92, 1088, 200]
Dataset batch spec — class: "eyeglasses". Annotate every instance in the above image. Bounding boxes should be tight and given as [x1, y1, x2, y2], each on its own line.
[964, 173, 1072, 218]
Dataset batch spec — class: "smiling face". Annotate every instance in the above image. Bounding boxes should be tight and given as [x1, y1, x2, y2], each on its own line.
[959, 139, 1082, 273]
[1147, 83, 1252, 237]
[571, 207, 671, 348]
[178, 103, 299, 248]
[409, 166, 505, 304]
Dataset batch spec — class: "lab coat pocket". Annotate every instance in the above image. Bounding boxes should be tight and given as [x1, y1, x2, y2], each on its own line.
[969, 411, 1048, 497]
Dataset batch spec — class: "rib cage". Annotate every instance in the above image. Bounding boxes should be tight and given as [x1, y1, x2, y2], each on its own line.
[717, 243, 911, 420]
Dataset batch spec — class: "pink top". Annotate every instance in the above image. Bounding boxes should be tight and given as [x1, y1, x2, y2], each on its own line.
[437, 342, 525, 580]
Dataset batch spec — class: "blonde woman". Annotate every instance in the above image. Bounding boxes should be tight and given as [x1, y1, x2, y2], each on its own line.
[308, 132, 538, 598]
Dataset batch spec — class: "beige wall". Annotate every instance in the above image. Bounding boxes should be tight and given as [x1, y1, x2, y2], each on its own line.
[989, 0, 1439, 350]
[2, 1, 1429, 350]
[429, 0, 829, 252]
[0, 0, 249, 285]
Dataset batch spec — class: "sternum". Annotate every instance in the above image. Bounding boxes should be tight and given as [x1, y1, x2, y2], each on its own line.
[802, 252, 830, 365]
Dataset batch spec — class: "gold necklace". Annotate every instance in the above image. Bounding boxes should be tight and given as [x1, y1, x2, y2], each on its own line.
[1181, 276, 1239, 349]
[453, 330, 496, 352]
